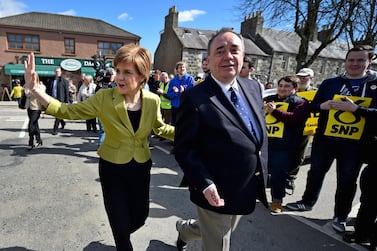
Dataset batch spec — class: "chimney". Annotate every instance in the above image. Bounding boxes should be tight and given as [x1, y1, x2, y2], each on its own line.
[240, 11, 264, 38]
[165, 6, 178, 31]
[318, 24, 333, 43]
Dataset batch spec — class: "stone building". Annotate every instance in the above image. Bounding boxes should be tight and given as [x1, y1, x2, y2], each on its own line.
[0, 12, 140, 100]
[154, 6, 269, 80]
[154, 6, 376, 87]
[240, 11, 351, 86]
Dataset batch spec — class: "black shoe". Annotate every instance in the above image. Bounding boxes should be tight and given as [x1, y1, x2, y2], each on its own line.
[34, 141, 43, 148]
[343, 232, 370, 245]
[332, 217, 347, 233]
[286, 200, 313, 211]
[176, 236, 187, 251]
[26, 145, 33, 151]
[52, 131, 58, 135]
[371, 244, 377, 251]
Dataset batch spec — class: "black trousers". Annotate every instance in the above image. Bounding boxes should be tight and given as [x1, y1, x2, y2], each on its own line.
[354, 164, 377, 246]
[27, 109, 41, 145]
[170, 107, 178, 126]
[288, 136, 309, 179]
[99, 158, 152, 251]
[85, 118, 97, 132]
[53, 118, 65, 132]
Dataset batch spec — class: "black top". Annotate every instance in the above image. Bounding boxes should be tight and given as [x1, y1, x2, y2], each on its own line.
[127, 109, 141, 132]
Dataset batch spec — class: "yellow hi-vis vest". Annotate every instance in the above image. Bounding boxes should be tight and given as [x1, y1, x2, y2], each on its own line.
[159, 81, 171, 109]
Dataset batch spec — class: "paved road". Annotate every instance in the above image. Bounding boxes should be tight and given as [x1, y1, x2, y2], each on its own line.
[0, 102, 369, 251]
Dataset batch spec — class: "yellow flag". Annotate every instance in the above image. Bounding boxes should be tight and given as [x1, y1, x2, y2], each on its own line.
[296, 90, 317, 101]
[297, 90, 318, 135]
[266, 102, 289, 138]
[324, 95, 372, 140]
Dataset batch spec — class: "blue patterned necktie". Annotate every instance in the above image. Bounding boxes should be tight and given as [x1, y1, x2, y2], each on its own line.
[229, 87, 258, 140]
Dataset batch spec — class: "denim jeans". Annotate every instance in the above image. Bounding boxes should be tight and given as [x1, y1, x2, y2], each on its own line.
[268, 148, 294, 201]
[302, 138, 363, 218]
[98, 119, 105, 145]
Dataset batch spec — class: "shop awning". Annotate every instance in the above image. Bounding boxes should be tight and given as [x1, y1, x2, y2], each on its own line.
[80, 67, 96, 77]
[36, 65, 56, 76]
[4, 64, 24, 75]
[4, 64, 56, 76]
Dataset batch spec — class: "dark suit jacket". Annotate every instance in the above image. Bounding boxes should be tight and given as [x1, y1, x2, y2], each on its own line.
[174, 75, 268, 215]
[47, 77, 70, 103]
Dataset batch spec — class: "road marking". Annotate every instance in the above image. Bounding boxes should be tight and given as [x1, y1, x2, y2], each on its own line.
[151, 167, 177, 175]
[154, 145, 171, 155]
[18, 118, 29, 138]
[6, 115, 27, 122]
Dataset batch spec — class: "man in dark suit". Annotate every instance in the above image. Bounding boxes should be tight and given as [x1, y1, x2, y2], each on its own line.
[46, 67, 69, 135]
[174, 28, 268, 251]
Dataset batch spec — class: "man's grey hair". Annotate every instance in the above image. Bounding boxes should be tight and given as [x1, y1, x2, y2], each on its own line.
[207, 27, 244, 54]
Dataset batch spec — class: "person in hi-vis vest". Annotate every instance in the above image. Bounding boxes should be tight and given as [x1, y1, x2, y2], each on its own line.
[156, 71, 172, 124]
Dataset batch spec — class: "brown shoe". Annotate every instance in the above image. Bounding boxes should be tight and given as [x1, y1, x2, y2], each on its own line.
[270, 201, 282, 213]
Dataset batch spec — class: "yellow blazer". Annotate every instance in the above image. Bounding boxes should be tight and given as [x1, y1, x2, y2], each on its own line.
[46, 88, 174, 164]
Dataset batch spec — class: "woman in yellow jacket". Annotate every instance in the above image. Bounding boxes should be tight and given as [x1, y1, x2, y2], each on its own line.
[23, 44, 174, 251]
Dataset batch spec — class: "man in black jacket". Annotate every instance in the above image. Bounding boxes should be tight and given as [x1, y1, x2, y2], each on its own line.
[46, 67, 69, 135]
[331, 96, 377, 250]
[287, 46, 377, 234]
[174, 28, 268, 251]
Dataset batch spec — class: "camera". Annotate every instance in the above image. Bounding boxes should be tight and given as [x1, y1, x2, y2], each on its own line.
[11, 79, 21, 86]
[95, 68, 112, 83]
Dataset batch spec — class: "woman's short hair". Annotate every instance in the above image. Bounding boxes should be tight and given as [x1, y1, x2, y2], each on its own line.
[278, 75, 299, 88]
[113, 44, 151, 86]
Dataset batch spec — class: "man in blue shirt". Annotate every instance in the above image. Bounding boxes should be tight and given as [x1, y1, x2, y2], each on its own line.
[167, 61, 194, 125]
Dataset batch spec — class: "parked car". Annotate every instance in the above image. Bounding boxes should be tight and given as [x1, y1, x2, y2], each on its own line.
[262, 88, 277, 98]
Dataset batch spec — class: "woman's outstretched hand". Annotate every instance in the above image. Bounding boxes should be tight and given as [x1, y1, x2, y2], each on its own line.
[23, 52, 38, 90]
[23, 52, 50, 107]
